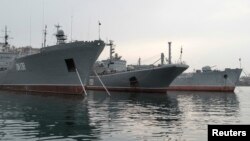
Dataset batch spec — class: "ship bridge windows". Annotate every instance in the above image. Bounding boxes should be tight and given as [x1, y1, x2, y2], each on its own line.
[65, 58, 76, 72]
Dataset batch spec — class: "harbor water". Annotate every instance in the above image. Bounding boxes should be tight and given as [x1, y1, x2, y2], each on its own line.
[0, 87, 250, 141]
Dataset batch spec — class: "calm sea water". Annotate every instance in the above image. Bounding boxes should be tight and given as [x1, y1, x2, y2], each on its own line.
[0, 87, 250, 141]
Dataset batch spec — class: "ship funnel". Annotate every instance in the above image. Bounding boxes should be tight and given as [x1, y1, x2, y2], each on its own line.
[168, 42, 172, 64]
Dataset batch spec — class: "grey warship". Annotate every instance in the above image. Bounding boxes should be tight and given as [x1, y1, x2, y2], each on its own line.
[169, 66, 242, 92]
[87, 41, 189, 93]
[0, 25, 105, 94]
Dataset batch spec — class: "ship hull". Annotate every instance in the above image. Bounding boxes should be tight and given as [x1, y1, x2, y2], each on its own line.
[167, 86, 235, 92]
[0, 40, 105, 94]
[87, 64, 188, 93]
[169, 68, 242, 92]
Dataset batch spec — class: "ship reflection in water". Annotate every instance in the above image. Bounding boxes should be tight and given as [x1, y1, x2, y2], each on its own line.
[0, 88, 248, 141]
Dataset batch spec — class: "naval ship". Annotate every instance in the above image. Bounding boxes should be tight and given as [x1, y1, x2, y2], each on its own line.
[0, 25, 105, 94]
[169, 66, 242, 92]
[87, 41, 189, 93]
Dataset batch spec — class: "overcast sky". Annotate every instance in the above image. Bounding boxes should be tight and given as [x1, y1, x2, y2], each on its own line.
[1, 0, 250, 73]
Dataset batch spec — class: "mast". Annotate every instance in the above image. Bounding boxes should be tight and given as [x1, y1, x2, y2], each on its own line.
[1, 26, 12, 48]
[179, 46, 183, 63]
[98, 21, 101, 40]
[168, 42, 172, 64]
[161, 53, 164, 65]
[43, 25, 47, 47]
[106, 40, 114, 60]
[4, 26, 9, 47]
[138, 57, 141, 66]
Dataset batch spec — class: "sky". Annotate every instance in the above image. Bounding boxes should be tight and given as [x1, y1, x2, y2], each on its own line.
[1, 0, 250, 73]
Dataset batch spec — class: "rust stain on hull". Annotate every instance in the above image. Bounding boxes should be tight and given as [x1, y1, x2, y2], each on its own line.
[0, 85, 235, 94]
[167, 86, 235, 92]
[86, 86, 235, 93]
[86, 86, 167, 93]
[0, 85, 84, 95]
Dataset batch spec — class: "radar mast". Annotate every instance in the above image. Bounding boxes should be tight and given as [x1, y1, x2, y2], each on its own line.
[106, 40, 115, 60]
[2, 26, 11, 48]
[55, 24, 67, 44]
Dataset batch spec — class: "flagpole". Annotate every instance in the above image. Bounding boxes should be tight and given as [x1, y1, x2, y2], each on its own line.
[98, 21, 101, 40]
[239, 58, 241, 69]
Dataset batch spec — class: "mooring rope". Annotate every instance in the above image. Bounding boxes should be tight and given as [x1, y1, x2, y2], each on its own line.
[94, 70, 111, 96]
[75, 68, 88, 96]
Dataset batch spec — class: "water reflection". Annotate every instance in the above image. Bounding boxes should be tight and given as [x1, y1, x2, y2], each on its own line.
[168, 91, 240, 119]
[167, 91, 240, 140]
[0, 91, 99, 141]
[87, 92, 182, 140]
[0, 90, 240, 141]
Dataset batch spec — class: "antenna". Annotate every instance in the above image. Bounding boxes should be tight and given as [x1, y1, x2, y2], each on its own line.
[70, 15, 73, 42]
[42, 25, 47, 47]
[87, 18, 91, 40]
[239, 58, 242, 69]
[41, 0, 45, 47]
[42, 0, 45, 27]
[29, 0, 32, 47]
[179, 46, 183, 63]
[98, 21, 101, 40]
[29, 14, 32, 47]
[55, 24, 61, 33]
